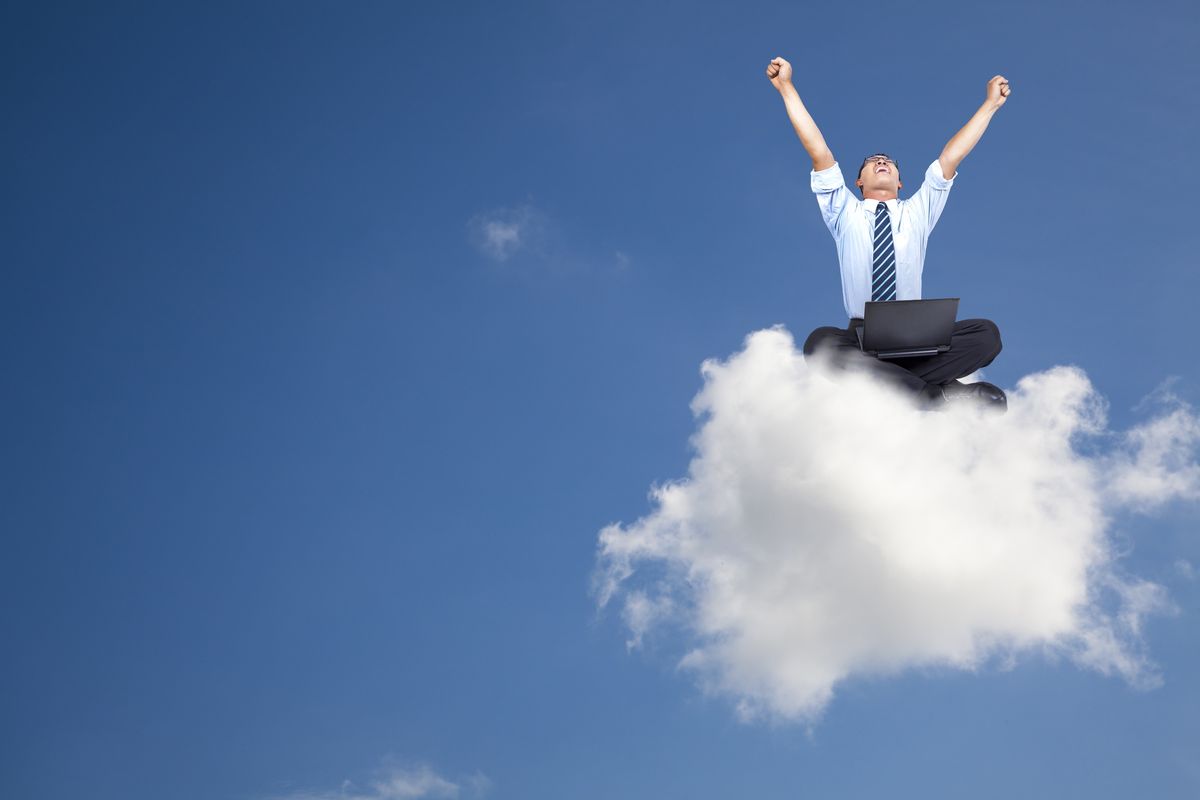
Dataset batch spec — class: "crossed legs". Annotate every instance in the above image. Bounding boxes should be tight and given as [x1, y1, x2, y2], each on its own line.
[802, 318, 1003, 401]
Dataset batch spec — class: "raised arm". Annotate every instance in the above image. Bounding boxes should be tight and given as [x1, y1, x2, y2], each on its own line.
[766, 57, 835, 172]
[937, 75, 1011, 179]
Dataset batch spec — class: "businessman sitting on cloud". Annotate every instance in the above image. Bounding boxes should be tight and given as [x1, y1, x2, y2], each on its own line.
[766, 56, 1009, 411]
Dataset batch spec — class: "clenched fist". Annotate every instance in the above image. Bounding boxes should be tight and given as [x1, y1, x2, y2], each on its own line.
[987, 75, 1012, 108]
[766, 57, 792, 90]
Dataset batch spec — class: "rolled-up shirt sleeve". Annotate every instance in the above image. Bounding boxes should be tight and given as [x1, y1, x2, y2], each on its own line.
[909, 158, 956, 234]
[811, 161, 855, 238]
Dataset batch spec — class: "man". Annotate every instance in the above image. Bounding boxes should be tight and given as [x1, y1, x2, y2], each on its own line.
[766, 56, 1009, 409]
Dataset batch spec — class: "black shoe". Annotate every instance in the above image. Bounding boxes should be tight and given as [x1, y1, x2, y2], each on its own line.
[941, 380, 1008, 413]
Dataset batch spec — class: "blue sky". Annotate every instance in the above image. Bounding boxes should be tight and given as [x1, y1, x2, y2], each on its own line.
[4, 1, 1200, 798]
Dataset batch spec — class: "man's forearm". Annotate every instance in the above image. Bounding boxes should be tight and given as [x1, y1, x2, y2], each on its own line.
[931, 74, 1008, 178]
[939, 98, 1003, 178]
[777, 83, 835, 170]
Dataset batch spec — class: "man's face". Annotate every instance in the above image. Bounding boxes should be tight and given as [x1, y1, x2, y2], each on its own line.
[856, 154, 902, 197]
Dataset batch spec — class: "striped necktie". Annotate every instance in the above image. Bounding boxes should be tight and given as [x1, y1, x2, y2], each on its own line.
[872, 202, 897, 301]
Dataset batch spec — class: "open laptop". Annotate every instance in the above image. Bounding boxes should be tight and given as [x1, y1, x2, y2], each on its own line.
[855, 298, 959, 359]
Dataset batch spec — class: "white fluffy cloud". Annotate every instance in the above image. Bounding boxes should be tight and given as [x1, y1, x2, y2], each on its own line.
[595, 327, 1200, 723]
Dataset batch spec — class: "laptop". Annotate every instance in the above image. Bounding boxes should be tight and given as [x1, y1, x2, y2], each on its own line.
[856, 298, 959, 359]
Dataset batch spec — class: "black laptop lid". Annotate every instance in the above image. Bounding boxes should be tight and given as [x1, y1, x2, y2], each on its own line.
[861, 298, 959, 353]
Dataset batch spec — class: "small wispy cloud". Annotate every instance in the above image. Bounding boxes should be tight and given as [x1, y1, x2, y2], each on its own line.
[1176, 559, 1196, 581]
[467, 203, 632, 275]
[595, 327, 1200, 724]
[270, 760, 488, 800]
[467, 204, 547, 263]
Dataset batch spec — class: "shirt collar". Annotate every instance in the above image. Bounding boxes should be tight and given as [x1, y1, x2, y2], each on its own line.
[866, 198, 898, 212]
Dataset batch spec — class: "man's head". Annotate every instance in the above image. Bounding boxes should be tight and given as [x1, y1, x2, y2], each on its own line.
[856, 153, 902, 199]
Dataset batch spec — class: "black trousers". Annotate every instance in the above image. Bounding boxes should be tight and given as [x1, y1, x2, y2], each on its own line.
[802, 318, 1003, 397]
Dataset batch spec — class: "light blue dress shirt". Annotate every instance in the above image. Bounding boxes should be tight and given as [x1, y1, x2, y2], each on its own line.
[810, 159, 957, 319]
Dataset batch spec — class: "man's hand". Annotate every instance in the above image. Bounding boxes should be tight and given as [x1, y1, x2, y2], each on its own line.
[766, 57, 792, 91]
[986, 75, 1011, 108]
